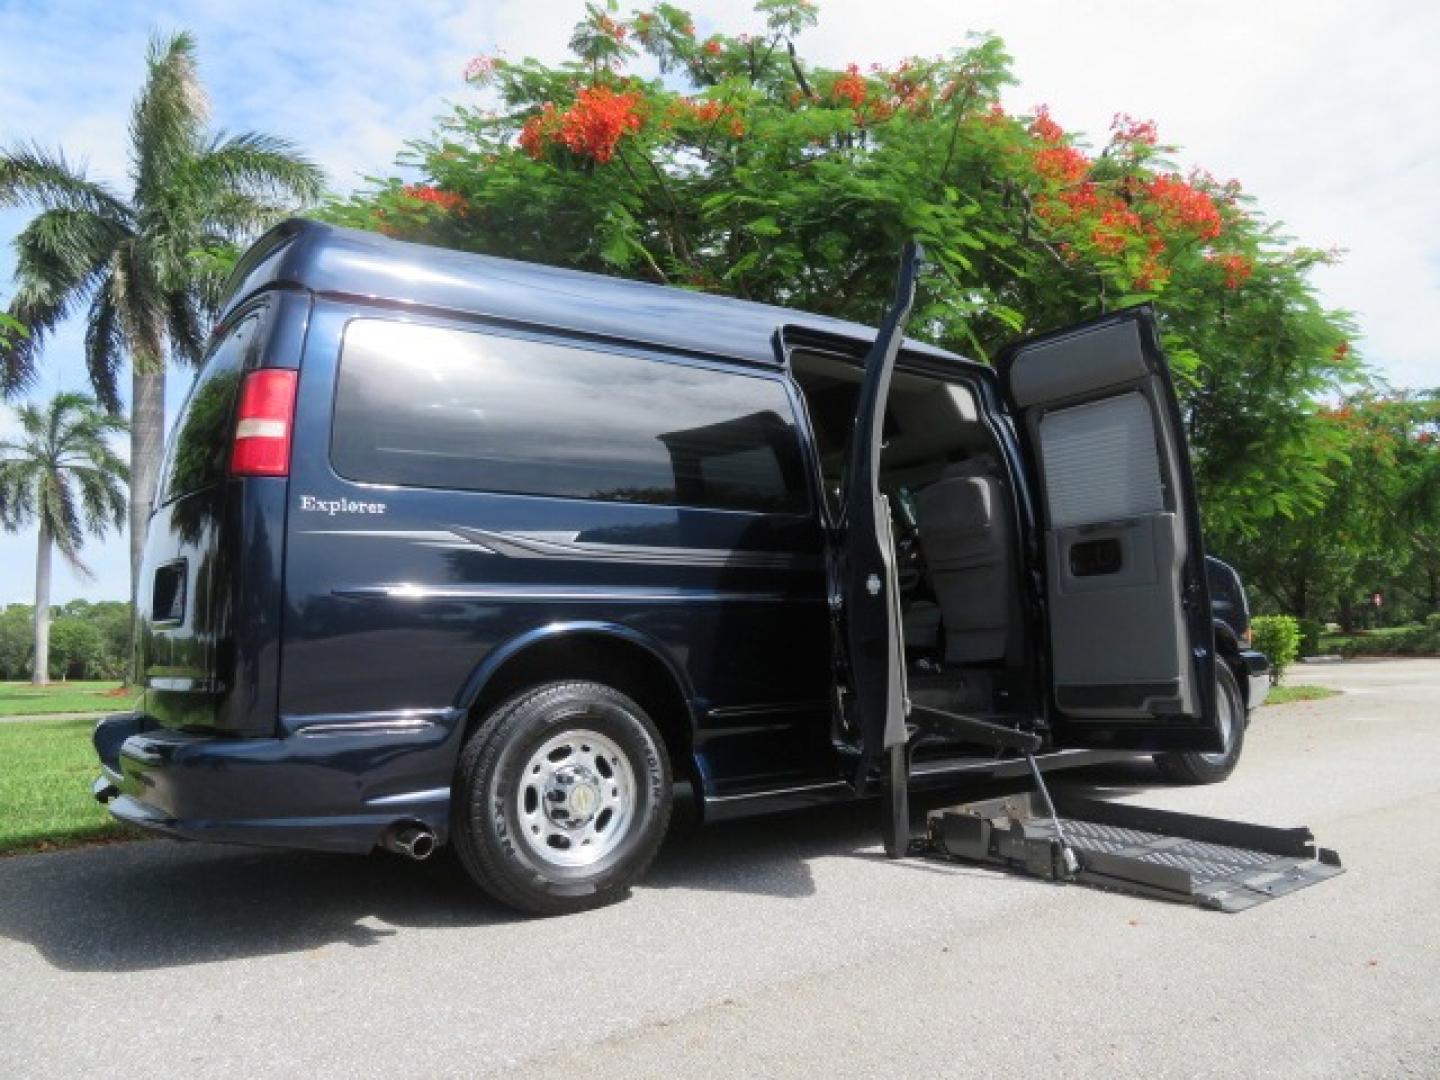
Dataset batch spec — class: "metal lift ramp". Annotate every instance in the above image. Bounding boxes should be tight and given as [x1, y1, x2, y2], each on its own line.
[882, 707, 1342, 912]
[921, 788, 1343, 913]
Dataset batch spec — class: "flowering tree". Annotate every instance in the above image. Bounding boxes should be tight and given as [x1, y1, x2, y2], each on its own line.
[325, 0, 1362, 552]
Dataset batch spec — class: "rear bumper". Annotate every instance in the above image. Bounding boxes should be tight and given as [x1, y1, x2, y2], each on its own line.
[92, 712, 462, 854]
[1236, 649, 1270, 710]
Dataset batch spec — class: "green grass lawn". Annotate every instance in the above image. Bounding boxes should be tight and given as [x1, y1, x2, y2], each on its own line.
[0, 716, 133, 855]
[0, 680, 136, 717]
[1266, 684, 1341, 705]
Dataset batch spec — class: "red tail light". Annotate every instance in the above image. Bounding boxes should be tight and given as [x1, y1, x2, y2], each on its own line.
[230, 369, 298, 477]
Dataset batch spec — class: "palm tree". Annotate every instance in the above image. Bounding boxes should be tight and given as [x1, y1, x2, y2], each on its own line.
[0, 393, 127, 685]
[0, 31, 323, 601]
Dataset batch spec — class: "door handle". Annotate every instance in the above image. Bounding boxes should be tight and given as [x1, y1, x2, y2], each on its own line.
[1069, 537, 1123, 577]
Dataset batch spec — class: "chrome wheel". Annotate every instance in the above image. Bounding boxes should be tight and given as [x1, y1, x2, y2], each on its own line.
[515, 728, 636, 869]
[1198, 674, 1238, 765]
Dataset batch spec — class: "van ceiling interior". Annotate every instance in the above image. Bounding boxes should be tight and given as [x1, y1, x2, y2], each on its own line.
[789, 350, 987, 476]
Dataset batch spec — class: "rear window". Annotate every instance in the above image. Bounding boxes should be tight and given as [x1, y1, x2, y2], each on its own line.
[330, 320, 809, 514]
[158, 313, 260, 504]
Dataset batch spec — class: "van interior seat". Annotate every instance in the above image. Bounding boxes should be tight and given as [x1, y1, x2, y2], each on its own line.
[914, 458, 1012, 663]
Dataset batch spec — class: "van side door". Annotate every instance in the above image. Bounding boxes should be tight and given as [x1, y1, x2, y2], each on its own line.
[841, 243, 924, 784]
[998, 307, 1222, 752]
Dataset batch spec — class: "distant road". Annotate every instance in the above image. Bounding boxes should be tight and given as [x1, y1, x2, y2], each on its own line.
[1, 659, 1435, 1078]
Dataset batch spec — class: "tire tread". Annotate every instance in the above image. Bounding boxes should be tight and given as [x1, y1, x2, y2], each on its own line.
[452, 680, 672, 916]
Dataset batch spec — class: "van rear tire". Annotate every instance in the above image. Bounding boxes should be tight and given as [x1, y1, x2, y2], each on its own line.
[451, 680, 672, 916]
[1153, 663, 1246, 785]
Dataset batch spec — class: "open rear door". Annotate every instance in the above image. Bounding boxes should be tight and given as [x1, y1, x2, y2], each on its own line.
[999, 307, 1221, 752]
[842, 243, 923, 829]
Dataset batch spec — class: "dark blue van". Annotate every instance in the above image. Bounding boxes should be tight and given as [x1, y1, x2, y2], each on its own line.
[94, 221, 1268, 914]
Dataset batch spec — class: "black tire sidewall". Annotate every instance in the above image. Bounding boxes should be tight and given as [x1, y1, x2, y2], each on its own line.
[458, 682, 671, 910]
[1156, 663, 1246, 784]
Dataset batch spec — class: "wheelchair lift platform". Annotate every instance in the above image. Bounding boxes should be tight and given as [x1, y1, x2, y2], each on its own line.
[918, 788, 1344, 913]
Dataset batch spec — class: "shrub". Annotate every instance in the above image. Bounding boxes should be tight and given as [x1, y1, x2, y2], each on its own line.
[1251, 615, 1300, 684]
[1297, 618, 1324, 657]
[1331, 619, 1440, 658]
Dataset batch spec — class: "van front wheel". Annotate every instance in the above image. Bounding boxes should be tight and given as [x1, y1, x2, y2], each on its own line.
[1153, 663, 1246, 785]
[452, 680, 672, 916]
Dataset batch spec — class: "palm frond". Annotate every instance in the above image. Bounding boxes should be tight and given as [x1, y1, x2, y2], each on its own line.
[131, 31, 208, 205]
[73, 463, 129, 534]
[191, 131, 325, 207]
[41, 468, 90, 576]
[164, 289, 209, 367]
[110, 241, 166, 373]
[0, 459, 41, 529]
[197, 193, 292, 240]
[4, 271, 94, 398]
[3, 207, 129, 398]
[84, 279, 126, 412]
[0, 142, 132, 220]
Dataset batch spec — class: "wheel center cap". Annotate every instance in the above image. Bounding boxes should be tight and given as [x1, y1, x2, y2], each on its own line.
[545, 763, 602, 828]
[567, 782, 599, 819]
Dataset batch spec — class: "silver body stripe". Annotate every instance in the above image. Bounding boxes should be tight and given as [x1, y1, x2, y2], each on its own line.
[299, 524, 817, 570]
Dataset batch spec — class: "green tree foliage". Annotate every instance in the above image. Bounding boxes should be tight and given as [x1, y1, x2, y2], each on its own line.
[0, 393, 127, 684]
[46, 616, 105, 680]
[323, 0, 1361, 551]
[0, 31, 325, 602]
[1234, 391, 1440, 625]
[0, 604, 32, 679]
[57, 599, 133, 678]
[0, 310, 24, 350]
[0, 600, 132, 680]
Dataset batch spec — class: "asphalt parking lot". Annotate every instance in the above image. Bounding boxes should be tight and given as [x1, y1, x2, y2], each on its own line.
[3, 658, 1437, 1078]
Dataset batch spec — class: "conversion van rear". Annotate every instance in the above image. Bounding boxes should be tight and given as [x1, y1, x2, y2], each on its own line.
[96, 220, 1268, 914]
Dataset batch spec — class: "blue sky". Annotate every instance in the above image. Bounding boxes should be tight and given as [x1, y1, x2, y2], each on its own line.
[2, 0, 1437, 604]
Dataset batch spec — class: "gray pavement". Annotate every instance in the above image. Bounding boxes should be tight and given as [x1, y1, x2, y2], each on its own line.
[2, 659, 1437, 1078]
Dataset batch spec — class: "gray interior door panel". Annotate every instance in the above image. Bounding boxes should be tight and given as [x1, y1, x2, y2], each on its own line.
[1009, 320, 1150, 408]
[999, 308, 1220, 751]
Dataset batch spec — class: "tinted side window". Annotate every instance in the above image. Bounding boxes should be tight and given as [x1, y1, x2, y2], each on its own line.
[159, 313, 259, 504]
[331, 320, 809, 514]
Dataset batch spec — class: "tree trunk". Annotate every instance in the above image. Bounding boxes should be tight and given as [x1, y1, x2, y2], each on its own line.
[129, 366, 167, 603]
[32, 519, 51, 686]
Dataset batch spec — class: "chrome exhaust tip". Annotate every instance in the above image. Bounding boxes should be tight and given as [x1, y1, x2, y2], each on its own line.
[384, 824, 437, 861]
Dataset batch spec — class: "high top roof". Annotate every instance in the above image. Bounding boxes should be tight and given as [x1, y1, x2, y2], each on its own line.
[221, 219, 973, 369]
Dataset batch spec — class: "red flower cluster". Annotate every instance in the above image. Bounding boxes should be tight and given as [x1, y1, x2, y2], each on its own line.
[1147, 174, 1223, 239]
[402, 184, 466, 213]
[1110, 113, 1158, 146]
[519, 103, 562, 159]
[832, 64, 867, 109]
[463, 54, 499, 83]
[597, 14, 627, 40]
[561, 86, 643, 163]
[1091, 206, 1142, 255]
[1029, 105, 1064, 145]
[1209, 252, 1254, 289]
[673, 97, 746, 137]
[520, 87, 644, 164]
[1033, 145, 1089, 184]
[1059, 182, 1099, 213]
[703, 37, 723, 56]
[1334, 340, 1351, 362]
